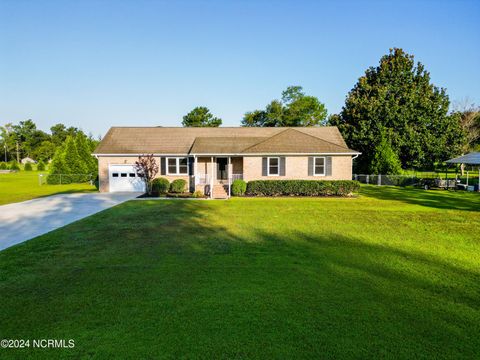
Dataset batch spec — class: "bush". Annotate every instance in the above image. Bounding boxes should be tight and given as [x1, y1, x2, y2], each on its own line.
[192, 190, 204, 198]
[151, 177, 170, 195]
[9, 161, 20, 171]
[231, 179, 247, 196]
[0, 162, 7, 170]
[37, 161, 46, 171]
[170, 179, 187, 193]
[24, 163, 33, 171]
[246, 180, 360, 197]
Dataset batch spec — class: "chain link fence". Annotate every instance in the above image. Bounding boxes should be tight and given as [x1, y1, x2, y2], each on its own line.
[355, 174, 457, 187]
[353, 174, 418, 186]
[39, 174, 94, 185]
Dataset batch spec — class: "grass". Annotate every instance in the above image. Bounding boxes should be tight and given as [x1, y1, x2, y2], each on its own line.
[0, 171, 96, 205]
[0, 186, 479, 359]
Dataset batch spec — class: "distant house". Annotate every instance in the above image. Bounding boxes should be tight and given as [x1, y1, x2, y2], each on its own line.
[93, 126, 360, 197]
[21, 157, 36, 164]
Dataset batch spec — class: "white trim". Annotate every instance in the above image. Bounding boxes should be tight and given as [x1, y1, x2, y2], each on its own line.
[267, 157, 280, 176]
[313, 156, 326, 176]
[94, 152, 361, 157]
[190, 152, 361, 156]
[166, 157, 188, 175]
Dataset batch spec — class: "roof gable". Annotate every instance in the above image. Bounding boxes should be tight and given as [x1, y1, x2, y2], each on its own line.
[242, 128, 354, 154]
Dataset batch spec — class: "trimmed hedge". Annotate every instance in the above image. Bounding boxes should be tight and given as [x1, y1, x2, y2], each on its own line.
[170, 179, 187, 193]
[246, 180, 360, 197]
[24, 163, 33, 171]
[151, 177, 170, 195]
[231, 179, 247, 196]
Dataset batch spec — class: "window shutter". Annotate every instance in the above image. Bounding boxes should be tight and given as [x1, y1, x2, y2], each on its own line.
[160, 157, 166, 175]
[262, 157, 268, 176]
[326, 156, 332, 176]
[280, 157, 286, 176]
[308, 157, 314, 176]
[188, 157, 194, 175]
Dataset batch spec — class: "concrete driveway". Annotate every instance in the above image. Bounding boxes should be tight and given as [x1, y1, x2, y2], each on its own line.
[0, 192, 141, 251]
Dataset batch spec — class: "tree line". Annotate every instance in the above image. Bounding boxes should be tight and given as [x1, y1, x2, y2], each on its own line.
[182, 48, 479, 173]
[0, 120, 99, 163]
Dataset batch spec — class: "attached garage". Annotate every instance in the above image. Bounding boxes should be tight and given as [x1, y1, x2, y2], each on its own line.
[108, 164, 145, 192]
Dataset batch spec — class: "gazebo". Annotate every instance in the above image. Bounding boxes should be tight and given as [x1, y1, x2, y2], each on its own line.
[445, 152, 480, 192]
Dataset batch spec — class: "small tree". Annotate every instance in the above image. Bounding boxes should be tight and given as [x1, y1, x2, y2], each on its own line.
[134, 154, 159, 195]
[369, 135, 402, 174]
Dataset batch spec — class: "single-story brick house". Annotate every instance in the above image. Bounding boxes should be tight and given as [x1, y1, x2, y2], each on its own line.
[93, 126, 360, 197]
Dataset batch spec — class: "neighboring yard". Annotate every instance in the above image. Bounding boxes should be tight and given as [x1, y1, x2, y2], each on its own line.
[0, 171, 96, 205]
[0, 186, 479, 359]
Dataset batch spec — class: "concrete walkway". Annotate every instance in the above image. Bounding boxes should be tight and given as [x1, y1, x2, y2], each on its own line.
[0, 192, 141, 251]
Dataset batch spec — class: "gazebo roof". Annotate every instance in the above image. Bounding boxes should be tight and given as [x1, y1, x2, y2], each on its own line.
[445, 152, 480, 165]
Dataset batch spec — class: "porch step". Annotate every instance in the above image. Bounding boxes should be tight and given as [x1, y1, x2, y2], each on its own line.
[212, 185, 229, 199]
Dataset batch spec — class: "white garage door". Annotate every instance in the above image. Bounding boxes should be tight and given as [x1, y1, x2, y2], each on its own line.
[109, 165, 146, 192]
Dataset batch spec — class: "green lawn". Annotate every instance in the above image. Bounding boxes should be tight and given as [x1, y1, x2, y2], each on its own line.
[0, 187, 479, 359]
[0, 171, 96, 205]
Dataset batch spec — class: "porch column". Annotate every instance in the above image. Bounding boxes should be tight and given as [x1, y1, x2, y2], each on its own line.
[210, 156, 214, 199]
[228, 157, 231, 198]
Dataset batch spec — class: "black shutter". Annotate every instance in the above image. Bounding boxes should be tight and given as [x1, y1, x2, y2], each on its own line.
[308, 157, 314, 176]
[160, 157, 166, 175]
[326, 156, 332, 176]
[262, 157, 268, 176]
[280, 157, 286, 176]
[188, 157, 194, 175]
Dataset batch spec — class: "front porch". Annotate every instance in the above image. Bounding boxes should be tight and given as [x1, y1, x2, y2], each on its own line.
[193, 156, 243, 198]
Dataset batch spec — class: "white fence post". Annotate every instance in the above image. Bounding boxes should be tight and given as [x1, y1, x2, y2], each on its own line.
[378, 174, 381, 186]
[366, 175, 369, 184]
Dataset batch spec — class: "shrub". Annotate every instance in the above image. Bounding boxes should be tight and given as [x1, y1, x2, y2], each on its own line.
[151, 177, 170, 195]
[170, 179, 187, 193]
[24, 163, 33, 171]
[37, 161, 46, 171]
[192, 190, 204, 198]
[9, 161, 20, 171]
[231, 179, 247, 196]
[245, 180, 360, 197]
[0, 162, 7, 170]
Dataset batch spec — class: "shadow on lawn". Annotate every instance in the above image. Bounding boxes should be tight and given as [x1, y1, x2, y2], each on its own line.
[1, 199, 479, 359]
[360, 185, 480, 211]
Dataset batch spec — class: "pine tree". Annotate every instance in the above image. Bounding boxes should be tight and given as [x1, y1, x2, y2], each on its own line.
[75, 132, 97, 175]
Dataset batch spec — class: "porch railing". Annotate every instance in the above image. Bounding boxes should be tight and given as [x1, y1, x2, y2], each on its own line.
[231, 174, 243, 181]
[196, 174, 211, 185]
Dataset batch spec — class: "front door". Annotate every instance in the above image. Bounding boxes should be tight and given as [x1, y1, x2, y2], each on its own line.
[216, 158, 228, 183]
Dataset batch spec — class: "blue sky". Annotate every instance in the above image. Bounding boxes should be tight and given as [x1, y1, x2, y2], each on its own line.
[1, 0, 479, 137]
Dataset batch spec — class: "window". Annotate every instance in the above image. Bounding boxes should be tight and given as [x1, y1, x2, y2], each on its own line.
[167, 158, 177, 174]
[121, 173, 127, 177]
[268, 157, 279, 176]
[166, 157, 188, 175]
[179, 158, 188, 174]
[112, 173, 119, 177]
[314, 157, 325, 176]
[129, 173, 135, 177]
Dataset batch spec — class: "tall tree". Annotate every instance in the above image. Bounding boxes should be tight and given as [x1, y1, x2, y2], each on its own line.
[242, 86, 327, 127]
[182, 107, 222, 127]
[329, 48, 464, 172]
[452, 99, 480, 153]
